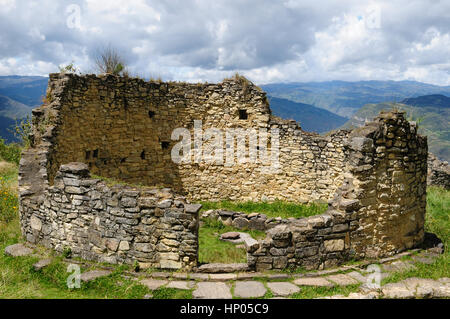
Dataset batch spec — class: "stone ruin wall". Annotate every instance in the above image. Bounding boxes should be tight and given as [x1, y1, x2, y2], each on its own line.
[247, 111, 428, 270]
[39, 73, 348, 203]
[18, 73, 428, 270]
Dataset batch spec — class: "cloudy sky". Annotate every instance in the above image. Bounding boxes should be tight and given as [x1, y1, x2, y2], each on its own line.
[0, 0, 449, 85]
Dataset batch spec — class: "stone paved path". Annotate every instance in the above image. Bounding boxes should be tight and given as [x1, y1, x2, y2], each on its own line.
[4, 243, 449, 299]
[293, 277, 334, 287]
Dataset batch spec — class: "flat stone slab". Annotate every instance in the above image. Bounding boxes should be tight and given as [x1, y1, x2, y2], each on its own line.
[189, 273, 210, 280]
[4, 244, 33, 257]
[381, 282, 415, 299]
[197, 263, 248, 273]
[411, 256, 435, 265]
[80, 270, 112, 282]
[382, 261, 416, 273]
[347, 271, 368, 283]
[150, 272, 171, 279]
[402, 277, 450, 298]
[166, 281, 196, 290]
[193, 282, 232, 299]
[33, 259, 52, 271]
[209, 273, 237, 281]
[293, 277, 334, 287]
[140, 279, 168, 290]
[326, 274, 359, 286]
[267, 282, 300, 296]
[321, 292, 379, 299]
[234, 281, 267, 298]
[220, 232, 241, 240]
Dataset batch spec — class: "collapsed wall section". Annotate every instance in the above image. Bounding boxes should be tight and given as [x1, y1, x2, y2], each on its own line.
[247, 111, 428, 271]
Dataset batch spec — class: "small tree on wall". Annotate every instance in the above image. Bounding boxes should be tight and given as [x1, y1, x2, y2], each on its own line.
[94, 46, 128, 76]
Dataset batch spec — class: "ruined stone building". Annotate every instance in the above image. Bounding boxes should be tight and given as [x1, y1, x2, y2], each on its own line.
[19, 73, 428, 270]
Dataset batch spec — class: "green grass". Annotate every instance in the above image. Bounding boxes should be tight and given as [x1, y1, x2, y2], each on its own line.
[199, 200, 328, 219]
[152, 287, 193, 299]
[198, 218, 266, 264]
[0, 161, 19, 223]
[290, 284, 361, 299]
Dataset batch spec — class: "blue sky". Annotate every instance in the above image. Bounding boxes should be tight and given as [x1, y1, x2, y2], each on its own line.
[0, 0, 449, 85]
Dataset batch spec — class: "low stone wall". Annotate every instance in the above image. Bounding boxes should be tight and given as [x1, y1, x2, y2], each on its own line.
[428, 153, 450, 189]
[19, 162, 201, 270]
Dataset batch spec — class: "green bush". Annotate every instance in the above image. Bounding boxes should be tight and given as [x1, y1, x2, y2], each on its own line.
[0, 139, 22, 165]
[0, 181, 18, 223]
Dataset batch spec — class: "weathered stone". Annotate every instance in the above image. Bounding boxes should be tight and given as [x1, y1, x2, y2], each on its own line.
[193, 282, 232, 299]
[140, 279, 168, 290]
[166, 281, 195, 290]
[80, 270, 112, 282]
[293, 277, 334, 287]
[324, 239, 345, 252]
[220, 232, 241, 240]
[326, 274, 359, 286]
[209, 273, 237, 281]
[197, 263, 248, 273]
[232, 217, 249, 229]
[234, 281, 267, 298]
[4, 244, 33, 257]
[185, 204, 202, 214]
[381, 282, 415, 299]
[118, 241, 130, 251]
[30, 216, 42, 231]
[32, 259, 52, 271]
[267, 282, 300, 296]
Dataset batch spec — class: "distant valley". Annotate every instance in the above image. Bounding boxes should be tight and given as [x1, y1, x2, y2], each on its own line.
[343, 94, 450, 162]
[0, 75, 47, 142]
[262, 80, 450, 118]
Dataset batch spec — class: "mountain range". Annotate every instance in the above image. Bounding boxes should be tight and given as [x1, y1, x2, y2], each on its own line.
[268, 96, 348, 133]
[261, 80, 450, 118]
[343, 94, 450, 162]
[0, 75, 47, 142]
[0, 76, 448, 162]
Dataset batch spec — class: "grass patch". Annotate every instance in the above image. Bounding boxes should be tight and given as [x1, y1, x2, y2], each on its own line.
[198, 218, 265, 264]
[152, 287, 193, 299]
[289, 284, 361, 299]
[0, 161, 19, 224]
[199, 200, 327, 219]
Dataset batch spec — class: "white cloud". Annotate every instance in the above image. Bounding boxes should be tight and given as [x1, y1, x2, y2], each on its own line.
[0, 0, 448, 86]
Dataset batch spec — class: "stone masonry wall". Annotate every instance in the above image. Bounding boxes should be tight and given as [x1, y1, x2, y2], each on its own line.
[35, 73, 347, 203]
[20, 162, 201, 269]
[247, 111, 428, 271]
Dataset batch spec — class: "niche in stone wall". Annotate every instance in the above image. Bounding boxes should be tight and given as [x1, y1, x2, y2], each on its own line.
[161, 141, 170, 150]
[239, 109, 248, 120]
